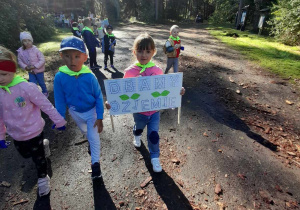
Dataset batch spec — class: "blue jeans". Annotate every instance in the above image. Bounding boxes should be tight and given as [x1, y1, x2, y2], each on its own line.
[69, 107, 100, 164]
[29, 72, 48, 94]
[133, 112, 160, 159]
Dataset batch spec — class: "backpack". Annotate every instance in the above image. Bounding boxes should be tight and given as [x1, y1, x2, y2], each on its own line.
[163, 39, 174, 54]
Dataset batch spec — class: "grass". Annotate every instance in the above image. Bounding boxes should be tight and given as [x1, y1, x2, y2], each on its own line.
[37, 28, 72, 56]
[206, 24, 300, 80]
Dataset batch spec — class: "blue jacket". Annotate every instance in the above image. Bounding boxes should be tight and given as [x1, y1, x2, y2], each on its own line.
[54, 71, 104, 119]
[82, 27, 99, 49]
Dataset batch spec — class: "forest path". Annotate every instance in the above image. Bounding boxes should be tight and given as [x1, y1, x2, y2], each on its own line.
[1, 23, 300, 210]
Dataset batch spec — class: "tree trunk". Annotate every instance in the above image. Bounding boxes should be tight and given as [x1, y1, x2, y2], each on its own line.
[236, 0, 244, 28]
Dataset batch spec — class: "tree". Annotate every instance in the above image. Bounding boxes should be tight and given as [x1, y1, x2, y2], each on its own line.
[269, 0, 300, 45]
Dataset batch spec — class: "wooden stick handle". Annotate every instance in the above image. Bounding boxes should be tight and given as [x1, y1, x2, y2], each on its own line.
[110, 115, 115, 132]
[178, 107, 181, 125]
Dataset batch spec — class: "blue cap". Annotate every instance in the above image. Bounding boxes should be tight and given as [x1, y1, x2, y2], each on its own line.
[59, 36, 86, 54]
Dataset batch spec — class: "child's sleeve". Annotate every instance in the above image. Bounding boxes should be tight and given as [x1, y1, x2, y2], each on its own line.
[33, 48, 46, 69]
[17, 53, 27, 69]
[0, 118, 6, 140]
[54, 73, 68, 119]
[26, 83, 66, 127]
[92, 76, 104, 119]
[76, 30, 81, 37]
[165, 40, 171, 47]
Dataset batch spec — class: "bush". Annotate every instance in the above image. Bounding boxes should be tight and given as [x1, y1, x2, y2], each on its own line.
[268, 0, 300, 46]
[0, 0, 55, 52]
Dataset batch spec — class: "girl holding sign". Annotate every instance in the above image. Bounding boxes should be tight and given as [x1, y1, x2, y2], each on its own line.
[106, 33, 185, 172]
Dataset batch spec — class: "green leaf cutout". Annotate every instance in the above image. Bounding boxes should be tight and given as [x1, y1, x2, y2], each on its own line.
[131, 93, 140, 100]
[119, 94, 130, 101]
[161, 90, 170, 96]
[151, 92, 161, 98]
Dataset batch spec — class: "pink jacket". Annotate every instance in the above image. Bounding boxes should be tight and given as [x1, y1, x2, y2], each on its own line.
[17, 46, 45, 74]
[0, 82, 66, 141]
[124, 64, 163, 116]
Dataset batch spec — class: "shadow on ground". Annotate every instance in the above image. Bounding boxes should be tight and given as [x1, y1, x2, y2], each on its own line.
[137, 143, 193, 210]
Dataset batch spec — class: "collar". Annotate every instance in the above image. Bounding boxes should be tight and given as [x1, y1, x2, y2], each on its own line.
[98, 27, 103, 30]
[106, 33, 114, 38]
[73, 27, 79, 31]
[0, 75, 27, 94]
[82, 26, 94, 34]
[135, 61, 156, 73]
[59, 65, 92, 76]
[169, 35, 180, 41]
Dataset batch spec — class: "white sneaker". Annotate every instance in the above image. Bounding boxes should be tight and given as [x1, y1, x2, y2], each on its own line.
[38, 175, 50, 197]
[151, 158, 162, 172]
[133, 135, 141, 147]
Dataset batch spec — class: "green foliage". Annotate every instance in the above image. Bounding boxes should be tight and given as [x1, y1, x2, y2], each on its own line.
[268, 0, 300, 46]
[208, 0, 239, 24]
[0, 0, 55, 52]
[208, 25, 300, 79]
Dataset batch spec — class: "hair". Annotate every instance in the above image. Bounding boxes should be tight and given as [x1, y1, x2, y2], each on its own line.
[133, 33, 156, 53]
[0, 46, 17, 66]
[170, 25, 179, 32]
[72, 22, 78, 27]
[83, 18, 91, 27]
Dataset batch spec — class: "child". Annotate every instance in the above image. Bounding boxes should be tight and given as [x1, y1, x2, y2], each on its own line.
[164, 25, 183, 74]
[0, 46, 66, 197]
[54, 36, 104, 179]
[17, 32, 49, 97]
[78, 19, 84, 31]
[71, 22, 81, 38]
[96, 22, 105, 41]
[105, 33, 185, 172]
[103, 25, 116, 70]
[82, 18, 101, 70]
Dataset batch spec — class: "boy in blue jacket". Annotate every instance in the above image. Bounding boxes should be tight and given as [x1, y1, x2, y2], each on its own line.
[82, 18, 101, 70]
[54, 36, 104, 179]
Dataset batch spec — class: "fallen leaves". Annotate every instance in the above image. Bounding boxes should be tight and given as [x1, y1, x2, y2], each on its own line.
[0, 181, 11, 187]
[214, 184, 222, 195]
[140, 176, 152, 188]
[13, 199, 29, 206]
[285, 100, 294, 105]
[237, 173, 246, 180]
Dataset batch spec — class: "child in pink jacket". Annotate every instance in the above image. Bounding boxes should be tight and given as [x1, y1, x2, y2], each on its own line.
[0, 46, 66, 198]
[17, 32, 48, 97]
[106, 33, 185, 173]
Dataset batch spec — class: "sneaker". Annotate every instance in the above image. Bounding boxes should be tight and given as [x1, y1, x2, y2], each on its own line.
[90, 66, 96, 70]
[91, 162, 102, 180]
[43, 92, 49, 98]
[111, 65, 114, 68]
[104, 66, 108, 70]
[151, 158, 162, 172]
[94, 64, 102, 68]
[133, 135, 141, 147]
[38, 175, 51, 197]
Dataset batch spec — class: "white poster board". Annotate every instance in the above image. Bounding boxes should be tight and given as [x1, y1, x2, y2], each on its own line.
[104, 73, 183, 115]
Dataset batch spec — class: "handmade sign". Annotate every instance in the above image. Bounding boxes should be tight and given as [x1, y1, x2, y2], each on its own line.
[104, 73, 183, 115]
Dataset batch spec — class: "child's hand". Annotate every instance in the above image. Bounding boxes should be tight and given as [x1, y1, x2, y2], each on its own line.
[52, 124, 66, 131]
[0, 140, 10, 149]
[105, 101, 111, 109]
[94, 119, 103, 133]
[180, 87, 185, 95]
[25, 66, 31, 71]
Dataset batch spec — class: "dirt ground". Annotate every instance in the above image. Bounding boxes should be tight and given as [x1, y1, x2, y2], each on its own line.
[1, 23, 300, 210]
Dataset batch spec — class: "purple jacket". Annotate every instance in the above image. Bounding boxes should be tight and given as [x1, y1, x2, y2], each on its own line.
[17, 46, 45, 74]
